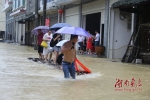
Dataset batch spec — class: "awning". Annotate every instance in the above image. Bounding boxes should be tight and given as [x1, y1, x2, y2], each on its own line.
[23, 14, 34, 20]
[18, 14, 35, 23]
[55, 0, 78, 5]
[112, 0, 150, 8]
[10, 10, 26, 16]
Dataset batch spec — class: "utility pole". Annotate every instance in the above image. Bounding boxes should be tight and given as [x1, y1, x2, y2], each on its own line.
[34, 0, 39, 50]
[43, 0, 47, 25]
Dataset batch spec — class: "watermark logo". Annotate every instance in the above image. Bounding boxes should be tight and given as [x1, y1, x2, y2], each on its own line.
[114, 78, 142, 92]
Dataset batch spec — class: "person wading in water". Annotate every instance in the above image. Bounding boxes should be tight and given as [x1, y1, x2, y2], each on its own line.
[61, 35, 78, 79]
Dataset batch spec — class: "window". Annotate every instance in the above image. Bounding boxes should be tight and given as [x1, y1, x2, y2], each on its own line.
[12, 0, 15, 10]
[42, 0, 52, 4]
[22, 0, 25, 5]
[47, 0, 52, 2]
[5, 0, 8, 3]
[18, 0, 20, 7]
[16, 0, 18, 8]
[13, 0, 17, 10]
[21, 0, 25, 6]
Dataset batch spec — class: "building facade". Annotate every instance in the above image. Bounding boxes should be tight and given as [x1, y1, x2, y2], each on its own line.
[2, 0, 135, 59]
[53, 0, 133, 59]
[10, 0, 26, 43]
[0, 0, 5, 32]
[108, 0, 132, 59]
[111, 0, 150, 63]
[2, 0, 13, 41]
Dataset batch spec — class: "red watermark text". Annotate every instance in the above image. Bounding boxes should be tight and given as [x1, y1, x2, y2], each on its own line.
[114, 78, 142, 92]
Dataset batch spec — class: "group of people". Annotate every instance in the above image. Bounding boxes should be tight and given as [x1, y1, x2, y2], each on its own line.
[37, 29, 78, 79]
[37, 29, 62, 65]
[78, 30, 100, 55]
[36, 29, 99, 79]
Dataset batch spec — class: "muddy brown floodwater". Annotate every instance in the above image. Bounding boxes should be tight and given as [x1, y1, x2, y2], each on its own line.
[0, 42, 150, 100]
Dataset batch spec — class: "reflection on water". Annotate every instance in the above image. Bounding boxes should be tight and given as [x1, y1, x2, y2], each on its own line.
[0, 43, 150, 100]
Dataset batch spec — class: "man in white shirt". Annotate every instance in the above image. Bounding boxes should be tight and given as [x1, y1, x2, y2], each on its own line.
[78, 36, 85, 54]
[94, 30, 100, 46]
[43, 30, 53, 63]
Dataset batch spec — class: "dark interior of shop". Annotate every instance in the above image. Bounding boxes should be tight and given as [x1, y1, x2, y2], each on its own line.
[86, 12, 101, 36]
[86, 12, 104, 46]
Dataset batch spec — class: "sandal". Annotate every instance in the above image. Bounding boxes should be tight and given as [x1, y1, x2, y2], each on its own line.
[51, 63, 56, 66]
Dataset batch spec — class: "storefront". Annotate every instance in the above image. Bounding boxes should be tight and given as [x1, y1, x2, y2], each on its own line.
[64, 0, 105, 40]
[111, 0, 150, 63]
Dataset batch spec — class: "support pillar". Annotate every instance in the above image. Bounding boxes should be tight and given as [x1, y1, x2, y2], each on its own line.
[34, 0, 39, 50]
[79, 3, 82, 27]
[43, 0, 46, 25]
[104, 0, 109, 57]
[131, 7, 136, 45]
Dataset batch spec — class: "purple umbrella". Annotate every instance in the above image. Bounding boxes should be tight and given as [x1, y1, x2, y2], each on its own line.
[55, 27, 91, 37]
[50, 23, 72, 30]
[31, 26, 49, 35]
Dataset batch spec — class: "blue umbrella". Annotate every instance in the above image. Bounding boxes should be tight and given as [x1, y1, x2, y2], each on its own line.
[55, 27, 91, 37]
[31, 26, 49, 35]
[50, 23, 72, 30]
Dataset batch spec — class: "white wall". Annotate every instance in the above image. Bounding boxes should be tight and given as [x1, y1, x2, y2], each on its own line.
[109, 0, 118, 7]
[15, 22, 25, 43]
[65, 6, 79, 27]
[18, 24, 25, 43]
[22, 24, 25, 43]
[15, 22, 21, 43]
[49, 13, 58, 27]
[0, 0, 6, 31]
[108, 9, 131, 59]
[82, 0, 105, 24]
[65, 6, 79, 40]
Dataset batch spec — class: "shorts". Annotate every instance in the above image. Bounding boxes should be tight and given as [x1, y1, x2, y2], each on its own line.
[43, 47, 53, 55]
[78, 42, 83, 50]
[38, 45, 43, 53]
[95, 41, 99, 46]
[49, 47, 54, 52]
[53, 46, 61, 52]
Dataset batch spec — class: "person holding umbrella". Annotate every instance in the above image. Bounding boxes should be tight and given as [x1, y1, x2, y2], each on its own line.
[55, 27, 91, 78]
[37, 29, 44, 60]
[61, 35, 78, 79]
[32, 26, 49, 60]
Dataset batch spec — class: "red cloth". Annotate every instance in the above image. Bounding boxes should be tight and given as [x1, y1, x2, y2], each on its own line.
[38, 33, 44, 45]
[86, 37, 93, 49]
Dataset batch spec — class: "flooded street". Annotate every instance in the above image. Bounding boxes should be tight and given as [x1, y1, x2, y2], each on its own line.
[0, 42, 150, 100]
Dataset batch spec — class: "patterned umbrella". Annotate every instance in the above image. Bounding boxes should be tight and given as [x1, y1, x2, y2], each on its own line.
[31, 26, 49, 35]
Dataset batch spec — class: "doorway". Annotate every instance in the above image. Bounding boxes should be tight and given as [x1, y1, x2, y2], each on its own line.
[82, 12, 101, 51]
[85, 12, 101, 35]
